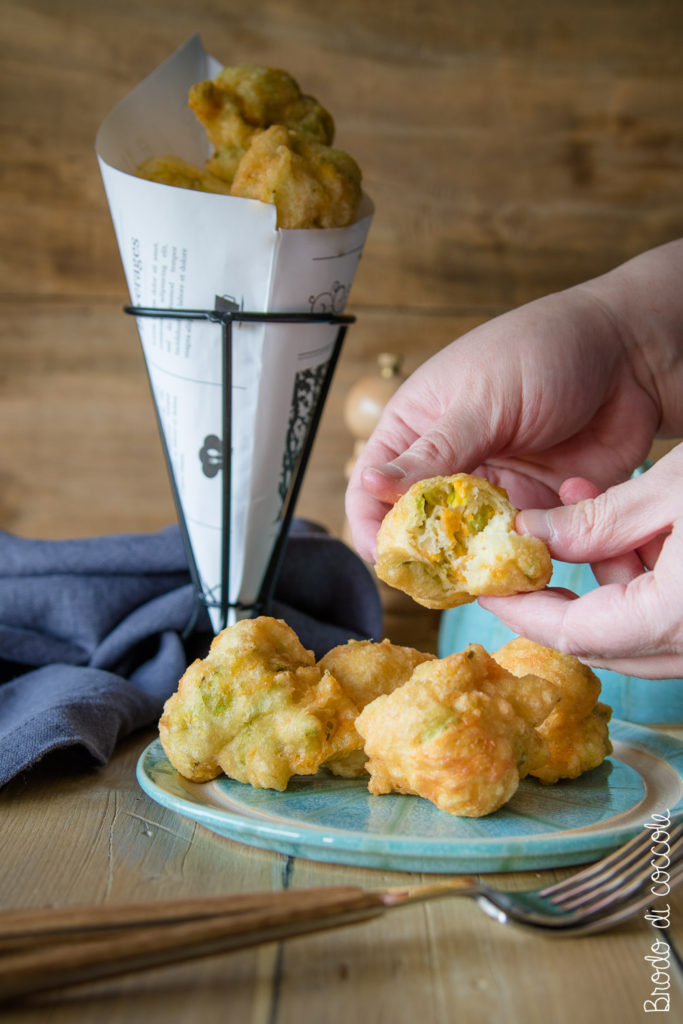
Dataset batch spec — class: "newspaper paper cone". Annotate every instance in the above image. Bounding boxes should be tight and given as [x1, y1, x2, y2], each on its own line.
[96, 35, 373, 633]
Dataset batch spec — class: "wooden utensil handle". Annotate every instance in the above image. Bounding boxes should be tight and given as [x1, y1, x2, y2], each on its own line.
[0, 886, 363, 940]
[0, 887, 385, 1003]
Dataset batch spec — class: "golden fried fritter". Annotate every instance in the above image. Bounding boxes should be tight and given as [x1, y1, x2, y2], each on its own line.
[317, 638, 436, 777]
[493, 637, 613, 783]
[135, 63, 362, 229]
[159, 616, 359, 790]
[135, 155, 233, 195]
[375, 474, 553, 610]
[228, 125, 362, 228]
[189, 65, 334, 152]
[355, 645, 557, 817]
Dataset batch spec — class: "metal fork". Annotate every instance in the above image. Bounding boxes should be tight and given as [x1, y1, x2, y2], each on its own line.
[441, 819, 683, 935]
[1, 821, 681, 1002]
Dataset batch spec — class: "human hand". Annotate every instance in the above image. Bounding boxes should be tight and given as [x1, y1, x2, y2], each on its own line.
[480, 444, 683, 679]
[346, 285, 658, 562]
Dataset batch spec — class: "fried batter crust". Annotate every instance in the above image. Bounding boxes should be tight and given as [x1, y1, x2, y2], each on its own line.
[135, 155, 233, 194]
[188, 65, 334, 151]
[159, 616, 359, 790]
[228, 125, 362, 228]
[355, 644, 557, 817]
[374, 474, 553, 609]
[136, 64, 361, 229]
[493, 637, 613, 783]
[318, 638, 436, 777]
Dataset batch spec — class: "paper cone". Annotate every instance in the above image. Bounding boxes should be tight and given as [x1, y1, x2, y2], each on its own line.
[96, 35, 373, 633]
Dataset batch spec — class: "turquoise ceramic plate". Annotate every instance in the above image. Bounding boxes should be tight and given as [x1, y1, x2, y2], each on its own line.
[137, 720, 683, 874]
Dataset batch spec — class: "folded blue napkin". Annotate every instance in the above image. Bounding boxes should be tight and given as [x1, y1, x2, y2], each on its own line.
[0, 520, 383, 787]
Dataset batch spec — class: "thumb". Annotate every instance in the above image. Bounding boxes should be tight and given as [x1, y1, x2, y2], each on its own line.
[517, 463, 672, 563]
[360, 414, 495, 505]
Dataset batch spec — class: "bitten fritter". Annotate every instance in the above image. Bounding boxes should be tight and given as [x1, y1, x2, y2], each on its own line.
[135, 155, 233, 194]
[355, 645, 558, 817]
[374, 474, 553, 610]
[317, 638, 436, 778]
[493, 637, 613, 784]
[228, 125, 362, 229]
[159, 616, 359, 790]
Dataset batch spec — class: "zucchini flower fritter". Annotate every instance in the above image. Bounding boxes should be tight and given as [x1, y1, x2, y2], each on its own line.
[375, 474, 553, 610]
[135, 63, 362, 229]
[135, 155, 233, 195]
[189, 64, 335, 152]
[317, 638, 436, 778]
[355, 645, 559, 817]
[159, 616, 359, 790]
[228, 125, 362, 229]
[494, 637, 613, 783]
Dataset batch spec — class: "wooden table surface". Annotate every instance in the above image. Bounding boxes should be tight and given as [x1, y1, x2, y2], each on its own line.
[2, 725, 682, 1023]
[2, 1, 683, 1020]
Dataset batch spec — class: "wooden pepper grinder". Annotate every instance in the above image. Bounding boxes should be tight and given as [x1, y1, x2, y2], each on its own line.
[342, 352, 404, 548]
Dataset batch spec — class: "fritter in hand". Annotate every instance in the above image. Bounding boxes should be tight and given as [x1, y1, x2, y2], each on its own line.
[493, 637, 612, 783]
[317, 638, 436, 778]
[228, 125, 362, 228]
[375, 474, 552, 610]
[355, 644, 557, 817]
[159, 616, 358, 790]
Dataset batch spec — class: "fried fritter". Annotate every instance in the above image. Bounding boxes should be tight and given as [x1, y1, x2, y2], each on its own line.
[317, 638, 436, 777]
[159, 616, 359, 790]
[355, 645, 557, 817]
[375, 474, 553, 610]
[493, 637, 613, 783]
[228, 125, 362, 228]
[135, 63, 362, 229]
[189, 65, 334, 152]
[135, 155, 233, 194]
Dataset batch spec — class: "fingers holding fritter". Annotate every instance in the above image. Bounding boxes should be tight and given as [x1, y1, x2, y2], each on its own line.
[374, 474, 553, 609]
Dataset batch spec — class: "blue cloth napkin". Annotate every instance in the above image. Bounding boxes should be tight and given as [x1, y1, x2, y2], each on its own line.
[0, 520, 383, 787]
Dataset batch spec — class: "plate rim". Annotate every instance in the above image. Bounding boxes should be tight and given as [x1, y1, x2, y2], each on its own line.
[136, 718, 683, 872]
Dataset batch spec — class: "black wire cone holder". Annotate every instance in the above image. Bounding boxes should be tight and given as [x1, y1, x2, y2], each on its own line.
[125, 304, 354, 636]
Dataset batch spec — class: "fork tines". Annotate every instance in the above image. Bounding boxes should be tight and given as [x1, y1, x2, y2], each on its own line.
[540, 820, 683, 914]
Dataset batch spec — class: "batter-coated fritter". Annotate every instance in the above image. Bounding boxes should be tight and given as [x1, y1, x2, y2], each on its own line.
[355, 645, 558, 817]
[493, 637, 613, 783]
[159, 617, 359, 790]
[317, 638, 436, 778]
[189, 65, 335, 152]
[375, 474, 553, 610]
[135, 155, 233, 194]
[228, 125, 362, 228]
[135, 63, 362, 229]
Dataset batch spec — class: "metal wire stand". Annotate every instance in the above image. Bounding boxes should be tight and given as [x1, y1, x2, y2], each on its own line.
[125, 304, 354, 635]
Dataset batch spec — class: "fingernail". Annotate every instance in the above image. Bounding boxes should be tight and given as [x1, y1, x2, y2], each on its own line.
[366, 463, 407, 480]
[516, 508, 553, 542]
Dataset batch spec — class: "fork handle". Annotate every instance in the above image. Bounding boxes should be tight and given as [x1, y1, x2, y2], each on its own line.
[0, 887, 386, 1003]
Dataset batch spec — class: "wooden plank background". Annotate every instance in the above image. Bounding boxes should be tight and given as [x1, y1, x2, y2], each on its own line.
[1, 0, 682, 644]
